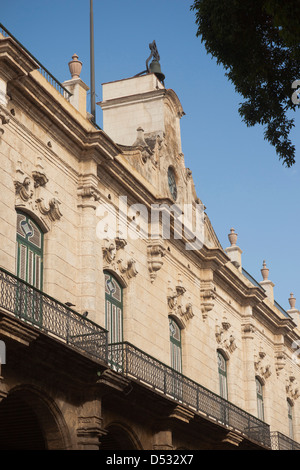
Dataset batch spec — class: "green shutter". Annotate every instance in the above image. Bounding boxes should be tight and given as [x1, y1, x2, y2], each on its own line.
[104, 272, 123, 344]
[16, 212, 44, 290]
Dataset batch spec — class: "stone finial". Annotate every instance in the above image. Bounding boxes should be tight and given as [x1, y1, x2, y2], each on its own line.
[225, 227, 242, 271]
[228, 228, 238, 246]
[289, 293, 296, 310]
[68, 53, 82, 79]
[261, 260, 269, 281]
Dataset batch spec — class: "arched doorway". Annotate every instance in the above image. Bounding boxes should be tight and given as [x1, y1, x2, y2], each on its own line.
[99, 424, 140, 450]
[0, 388, 70, 450]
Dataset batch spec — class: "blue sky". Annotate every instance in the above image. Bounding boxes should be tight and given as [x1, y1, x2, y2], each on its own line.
[2, 0, 300, 311]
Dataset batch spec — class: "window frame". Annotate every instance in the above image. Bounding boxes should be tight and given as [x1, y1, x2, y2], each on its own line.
[217, 350, 228, 400]
[104, 271, 123, 345]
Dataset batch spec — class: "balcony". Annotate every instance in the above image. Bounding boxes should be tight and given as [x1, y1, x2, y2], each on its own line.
[0, 267, 273, 449]
[0, 267, 108, 362]
[271, 431, 300, 450]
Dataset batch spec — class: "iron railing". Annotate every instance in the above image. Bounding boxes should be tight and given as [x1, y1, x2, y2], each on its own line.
[4, 267, 299, 450]
[0, 268, 108, 362]
[108, 342, 271, 449]
[0, 23, 72, 101]
[271, 431, 300, 450]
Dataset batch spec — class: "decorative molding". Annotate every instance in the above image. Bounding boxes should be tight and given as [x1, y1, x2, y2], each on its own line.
[241, 322, 255, 339]
[13, 162, 62, 225]
[14, 177, 33, 202]
[102, 236, 138, 280]
[286, 373, 300, 402]
[254, 346, 272, 380]
[36, 197, 62, 221]
[167, 278, 194, 325]
[274, 343, 286, 376]
[215, 316, 237, 354]
[200, 286, 216, 320]
[32, 170, 48, 188]
[147, 239, 166, 282]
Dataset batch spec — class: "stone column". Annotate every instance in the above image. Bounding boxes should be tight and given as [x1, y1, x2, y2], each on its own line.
[241, 306, 257, 417]
[77, 161, 103, 324]
[153, 429, 173, 451]
[76, 398, 106, 450]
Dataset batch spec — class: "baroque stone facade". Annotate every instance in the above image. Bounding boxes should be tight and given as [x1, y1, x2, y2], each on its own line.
[0, 27, 300, 450]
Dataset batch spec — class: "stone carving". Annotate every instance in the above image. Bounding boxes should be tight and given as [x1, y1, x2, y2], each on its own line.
[13, 161, 62, 224]
[274, 343, 286, 376]
[147, 240, 166, 282]
[168, 279, 194, 324]
[200, 287, 216, 320]
[254, 347, 272, 380]
[14, 177, 33, 202]
[32, 170, 48, 188]
[102, 237, 138, 280]
[215, 317, 237, 354]
[36, 197, 63, 221]
[286, 373, 300, 402]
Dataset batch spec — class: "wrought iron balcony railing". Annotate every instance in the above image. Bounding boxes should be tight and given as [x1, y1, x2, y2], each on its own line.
[271, 431, 300, 450]
[108, 342, 271, 449]
[0, 268, 108, 362]
[0, 267, 289, 450]
[0, 23, 72, 101]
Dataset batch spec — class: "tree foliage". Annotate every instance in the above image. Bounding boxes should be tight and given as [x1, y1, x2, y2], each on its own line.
[191, 0, 300, 166]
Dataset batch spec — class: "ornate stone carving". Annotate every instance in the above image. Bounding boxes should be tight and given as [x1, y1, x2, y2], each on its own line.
[102, 237, 138, 280]
[215, 317, 237, 354]
[274, 343, 286, 376]
[13, 164, 62, 225]
[14, 177, 33, 202]
[168, 279, 194, 324]
[200, 287, 216, 320]
[254, 347, 272, 379]
[147, 240, 166, 282]
[32, 170, 48, 188]
[286, 374, 300, 402]
[36, 197, 63, 221]
[118, 257, 138, 279]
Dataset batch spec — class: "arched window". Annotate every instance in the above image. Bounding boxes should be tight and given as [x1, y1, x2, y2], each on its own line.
[104, 272, 123, 344]
[256, 377, 264, 421]
[169, 317, 182, 373]
[16, 211, 43, 290]
[218, 351, 228, 400]
[288, 399, 294, 439]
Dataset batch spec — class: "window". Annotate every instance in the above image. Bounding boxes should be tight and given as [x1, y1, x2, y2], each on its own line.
[218, 351, 228, 400]
[256, 378, 264, 421]
[169, 317, 182, 373]
[288, 399, 294, 439]
[104, 272, 123, 344]
[16, 211, 43, 290]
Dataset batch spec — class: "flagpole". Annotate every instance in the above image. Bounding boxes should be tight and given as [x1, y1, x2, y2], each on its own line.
[90, 0, 96, 122]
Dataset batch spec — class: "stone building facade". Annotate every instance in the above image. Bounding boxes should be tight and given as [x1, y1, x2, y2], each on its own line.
[0, 25, 300, 450]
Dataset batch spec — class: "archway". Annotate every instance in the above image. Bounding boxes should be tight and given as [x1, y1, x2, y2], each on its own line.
[0, 387, 70, 450]
[99, 424, 141, 450]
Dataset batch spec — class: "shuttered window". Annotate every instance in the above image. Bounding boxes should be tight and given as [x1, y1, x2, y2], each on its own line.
[16, 212, 44, 290]
[218, 351, 228, 400]
[104, 272, 123, 344]
[169, 317, 182, 373]
[256, 378, 264, 421]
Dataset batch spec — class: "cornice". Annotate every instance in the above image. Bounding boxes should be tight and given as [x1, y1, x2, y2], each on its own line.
[8, 72, 120, 165]
[0, 36, 38, 81]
